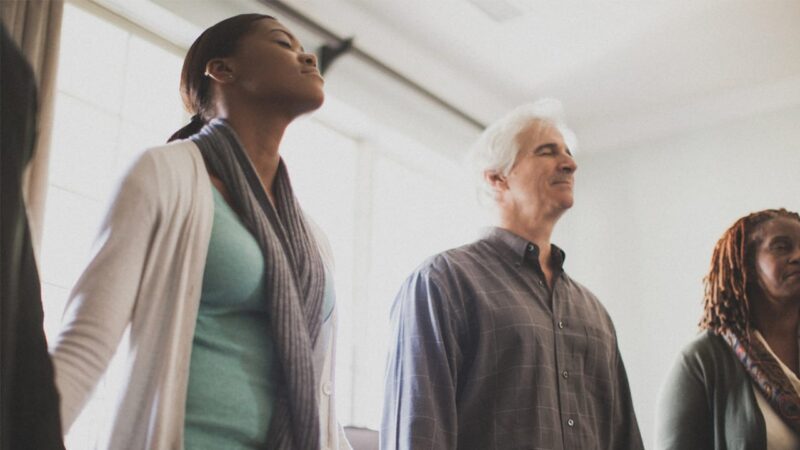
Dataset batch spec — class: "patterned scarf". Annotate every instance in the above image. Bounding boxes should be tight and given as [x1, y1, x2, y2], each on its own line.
[722, 329, 800, 433]
[191, 119, 324, 449]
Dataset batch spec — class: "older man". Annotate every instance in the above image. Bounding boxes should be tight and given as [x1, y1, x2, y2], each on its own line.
[381, 100, 643, 450]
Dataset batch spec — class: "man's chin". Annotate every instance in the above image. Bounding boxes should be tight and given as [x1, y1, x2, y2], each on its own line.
[544, 200, 573, 221]
[557, 197, 574, 210]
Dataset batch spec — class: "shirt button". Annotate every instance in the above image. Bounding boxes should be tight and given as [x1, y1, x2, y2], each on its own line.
[558, 320, 565, 329]
[567, 418, 575, 427]
[562, 370, 569, 379]
[322, 381, 332, 395]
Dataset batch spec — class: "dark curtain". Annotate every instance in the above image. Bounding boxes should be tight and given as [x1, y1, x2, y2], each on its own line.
[0, 23, 64, 450]
[1, 0, 64, 253]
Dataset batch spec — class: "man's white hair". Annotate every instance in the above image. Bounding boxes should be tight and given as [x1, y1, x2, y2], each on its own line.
[468, 98, 577, 204]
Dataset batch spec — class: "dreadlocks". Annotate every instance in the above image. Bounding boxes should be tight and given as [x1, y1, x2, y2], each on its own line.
[700, 208, 800, 338]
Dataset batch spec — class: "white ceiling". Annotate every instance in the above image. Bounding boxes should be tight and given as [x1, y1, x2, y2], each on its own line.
[102, 0, 800, 155]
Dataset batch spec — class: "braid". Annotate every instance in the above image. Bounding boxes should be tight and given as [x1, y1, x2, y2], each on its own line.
[700, 208, 800, 338]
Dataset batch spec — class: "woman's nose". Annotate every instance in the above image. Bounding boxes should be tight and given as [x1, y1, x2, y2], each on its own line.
[301, 52, 317, 67]
[789, 246, 800, 264]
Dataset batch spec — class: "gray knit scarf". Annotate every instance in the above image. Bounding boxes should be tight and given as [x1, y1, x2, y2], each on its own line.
[191, 119, 324, 450]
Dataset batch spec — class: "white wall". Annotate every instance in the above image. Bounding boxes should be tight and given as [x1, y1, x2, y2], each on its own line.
[555, 105, 800, 445]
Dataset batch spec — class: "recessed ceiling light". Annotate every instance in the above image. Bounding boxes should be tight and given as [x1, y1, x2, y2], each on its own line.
[465, 0, 534, 22]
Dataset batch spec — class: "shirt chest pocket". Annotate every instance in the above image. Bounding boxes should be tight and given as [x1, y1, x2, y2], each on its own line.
[557, 318, 613, 351]
[556, 321, 617, 405]
[556, 320, 615, 377]
[477, 301, 561, 378]
[580, 323, 616, 373]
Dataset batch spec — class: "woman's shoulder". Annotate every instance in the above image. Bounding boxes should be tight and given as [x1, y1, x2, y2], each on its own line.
[679, 330, 726, 358]
[683, 329, 725, 351]
[137, 139, 202, 172]
[674, 330, 739, 376]
[112, 139, 210, 216]
[122, 139, 204, 189]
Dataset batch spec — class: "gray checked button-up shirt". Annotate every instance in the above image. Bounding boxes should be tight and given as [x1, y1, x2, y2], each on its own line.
[381, 227, 644, 450]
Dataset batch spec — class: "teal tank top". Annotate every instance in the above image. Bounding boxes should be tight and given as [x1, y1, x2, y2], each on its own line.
[183, 186, 335, 450]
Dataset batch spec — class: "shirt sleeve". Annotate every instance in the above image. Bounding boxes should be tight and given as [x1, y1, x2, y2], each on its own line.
[381, 267, 461, 450]
[610, 342, 645, 450]
[49, 152, 160, 432]
[654, 348, 713, 450]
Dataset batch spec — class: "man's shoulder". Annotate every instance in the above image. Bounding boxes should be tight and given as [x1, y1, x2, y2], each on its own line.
[413, 239, 498, 280]
[394, 242, 491, 325]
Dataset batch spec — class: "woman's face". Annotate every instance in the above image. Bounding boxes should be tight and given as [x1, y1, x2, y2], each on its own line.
[751, 217, 800, 305]
[226, 18, 324, 115]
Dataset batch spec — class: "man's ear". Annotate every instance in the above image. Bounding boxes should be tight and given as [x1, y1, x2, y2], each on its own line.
[485, 170, 508, 193]
[204, 58, 236, 84]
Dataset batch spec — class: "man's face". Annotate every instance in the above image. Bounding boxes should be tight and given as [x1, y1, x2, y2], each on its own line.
[499, 122, 578, 219]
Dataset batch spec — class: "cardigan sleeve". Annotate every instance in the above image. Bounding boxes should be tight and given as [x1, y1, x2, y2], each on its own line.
[305, 214, 354, 450]
[50, 152, 162, 431]
[654, 342, 714, 450]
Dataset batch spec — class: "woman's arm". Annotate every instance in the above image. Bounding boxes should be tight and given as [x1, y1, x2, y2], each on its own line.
[50, 152, 161, 431]
[654, 346, 714, 450]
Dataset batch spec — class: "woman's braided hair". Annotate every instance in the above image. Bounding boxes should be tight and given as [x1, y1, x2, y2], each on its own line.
[699, 208, 800, 338]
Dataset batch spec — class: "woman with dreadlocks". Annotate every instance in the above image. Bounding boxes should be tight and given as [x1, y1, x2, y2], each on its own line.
[655, 208, 800, 449]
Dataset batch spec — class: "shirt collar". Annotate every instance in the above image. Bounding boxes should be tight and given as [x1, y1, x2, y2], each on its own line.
[482, 227, 566, 270]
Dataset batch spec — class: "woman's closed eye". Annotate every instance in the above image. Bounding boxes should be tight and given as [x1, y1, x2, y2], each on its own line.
[769, 239, 792, 253]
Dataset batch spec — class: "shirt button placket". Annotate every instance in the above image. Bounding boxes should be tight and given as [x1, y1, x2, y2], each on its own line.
[557, 311, 573, 432]
[553, 281, 574, 437]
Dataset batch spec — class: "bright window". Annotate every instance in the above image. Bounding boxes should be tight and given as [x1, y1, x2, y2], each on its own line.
[41, 3, 186, 345]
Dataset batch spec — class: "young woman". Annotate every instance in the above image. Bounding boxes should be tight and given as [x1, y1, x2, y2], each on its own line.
[656, 208, 800, 449]
[51, 14, 349, 450]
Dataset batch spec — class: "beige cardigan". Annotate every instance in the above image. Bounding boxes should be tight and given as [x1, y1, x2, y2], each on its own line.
[51, 140, 350, 450]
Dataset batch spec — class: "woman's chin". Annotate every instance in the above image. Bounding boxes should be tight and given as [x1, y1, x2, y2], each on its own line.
[298, 91, 325, 114]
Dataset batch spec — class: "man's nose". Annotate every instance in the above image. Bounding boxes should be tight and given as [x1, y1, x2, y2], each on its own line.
[559, 154, 577, 174]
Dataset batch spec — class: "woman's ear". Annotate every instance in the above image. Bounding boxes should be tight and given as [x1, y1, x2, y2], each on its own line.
[204, 58, 235, 84]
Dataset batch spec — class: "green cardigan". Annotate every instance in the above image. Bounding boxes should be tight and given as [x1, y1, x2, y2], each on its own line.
[655, 331, 766, 449]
